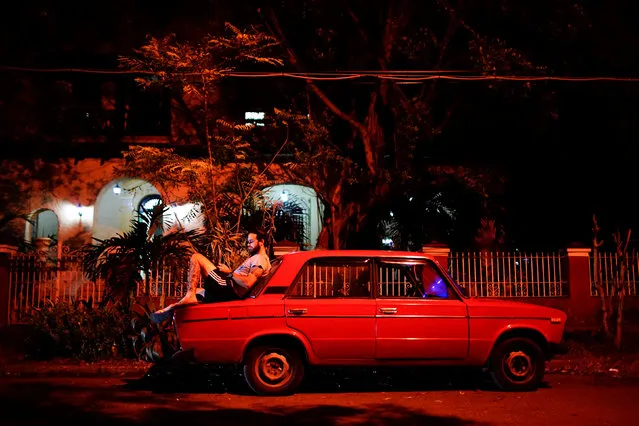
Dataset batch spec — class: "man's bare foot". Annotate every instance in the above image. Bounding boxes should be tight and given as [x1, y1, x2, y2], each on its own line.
[150, 304, 176, 323]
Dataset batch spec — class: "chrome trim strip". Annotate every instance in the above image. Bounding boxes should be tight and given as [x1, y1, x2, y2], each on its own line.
[375, 315, 468, 319]
[471, 316, 549, 320]
[184, 314, 547, 323]
[284, 315, 469, 319]
[183, 315, 285, 323]
[286, 315, 376, 319]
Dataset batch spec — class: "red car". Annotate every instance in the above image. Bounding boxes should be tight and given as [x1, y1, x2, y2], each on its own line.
[173, 250, 567, 395]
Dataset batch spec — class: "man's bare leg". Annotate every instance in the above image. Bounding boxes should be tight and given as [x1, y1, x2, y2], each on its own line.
[187, 253, 216, 288]
[151, 253, 218, 321]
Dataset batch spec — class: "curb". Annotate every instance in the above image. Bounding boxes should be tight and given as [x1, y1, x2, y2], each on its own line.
[1, 360, 576, 378]
[0, 360, 152, 379]
[0, 359, 629, 379]
[1, 371, 149, 379]
[546, 359, 573, 371]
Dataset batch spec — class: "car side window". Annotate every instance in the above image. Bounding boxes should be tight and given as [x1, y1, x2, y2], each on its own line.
[289, 259, 372, 298]
[378, 260, 450, 299]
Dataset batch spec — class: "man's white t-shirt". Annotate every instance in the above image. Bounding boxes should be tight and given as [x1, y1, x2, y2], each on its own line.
[235, 252, 271, 277]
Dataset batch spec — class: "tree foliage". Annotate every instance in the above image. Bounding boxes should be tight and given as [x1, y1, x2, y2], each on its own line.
[117, 2, 587, 249]
[592, 215, 634, 349]
[119, 23, 285, 257]
[0, 159, 75, 248]
[261, 0, 563, 248]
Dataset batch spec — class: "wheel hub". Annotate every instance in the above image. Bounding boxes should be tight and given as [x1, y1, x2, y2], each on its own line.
[259, 352, 291, 383]
[505, 350, 532, 378]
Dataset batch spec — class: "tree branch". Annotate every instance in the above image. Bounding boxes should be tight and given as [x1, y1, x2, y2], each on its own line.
[441, 0, 482, 42]
[378, 1, 412, 108]
[242, 126, 290, 203]
[342, 0, 410, 111]
[433, 98, 459, 135]
[267, 9, 376, 176]
[422, 4, 459, 106]
[342, 0, 369, 43]
[171, 92, 208, 146]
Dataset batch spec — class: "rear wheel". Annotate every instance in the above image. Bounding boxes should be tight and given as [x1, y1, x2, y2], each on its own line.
[243, 345, 305, 396]
[489, 337, 545, 391]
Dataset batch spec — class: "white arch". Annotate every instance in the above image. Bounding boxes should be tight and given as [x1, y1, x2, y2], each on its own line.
[261, 184, 324, 249]
[92, 178, 162, 241]
[24, 208, 60, 257]
[25, 208, 59, 241]
[93, 178, 206, 241]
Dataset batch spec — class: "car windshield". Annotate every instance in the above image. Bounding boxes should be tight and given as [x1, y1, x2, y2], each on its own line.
[435, 263, 468, 298]
[246, 257, 282, 298]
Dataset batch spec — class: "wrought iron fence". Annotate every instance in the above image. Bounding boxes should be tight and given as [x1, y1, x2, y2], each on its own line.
[17, 249, 639, 324]
[590, 251, 638, 296]
[7, 253, 190, 324]
[448, 251, 566, 297]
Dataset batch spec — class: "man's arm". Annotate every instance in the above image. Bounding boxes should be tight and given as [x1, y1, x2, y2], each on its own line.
[231, 265, 265, 290]
[216, 264, 232, 274]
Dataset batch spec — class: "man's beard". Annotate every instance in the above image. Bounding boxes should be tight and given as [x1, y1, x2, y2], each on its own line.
[249, 245, 260, 256]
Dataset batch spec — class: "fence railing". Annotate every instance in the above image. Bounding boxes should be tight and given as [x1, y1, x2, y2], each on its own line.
[448, 251, 566, 297]
[8, 253, 190, 324]
[9, 249, 639, 324]
[590, 251, 639, 296]
[142, 259, 190, 299]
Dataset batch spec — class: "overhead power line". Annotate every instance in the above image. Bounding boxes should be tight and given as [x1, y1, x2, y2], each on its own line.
[1, 65, 639, 82]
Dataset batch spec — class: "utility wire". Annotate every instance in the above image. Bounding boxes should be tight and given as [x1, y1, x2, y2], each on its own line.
[1, 65, 639, 82]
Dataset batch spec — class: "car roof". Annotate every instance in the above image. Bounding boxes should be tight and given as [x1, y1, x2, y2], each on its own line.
[278, 249, 435, 262]
[255, 249, 441, 296]
[274, 250, 436, 278]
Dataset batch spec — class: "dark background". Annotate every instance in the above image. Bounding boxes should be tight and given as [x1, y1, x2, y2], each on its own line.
[1, 0, 638, 251]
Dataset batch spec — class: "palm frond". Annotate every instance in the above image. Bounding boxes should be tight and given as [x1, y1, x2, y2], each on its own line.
[81, 203, 205, 306]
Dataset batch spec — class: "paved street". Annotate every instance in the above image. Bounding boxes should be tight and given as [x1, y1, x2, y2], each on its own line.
[1, 369, 637, 426]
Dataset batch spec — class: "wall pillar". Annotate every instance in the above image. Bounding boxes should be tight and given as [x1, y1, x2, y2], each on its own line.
[422, 243, 451, 271]
[566, 247, 600, 329]
[273, 240, 300, 257]
[0, 252, 11, 328]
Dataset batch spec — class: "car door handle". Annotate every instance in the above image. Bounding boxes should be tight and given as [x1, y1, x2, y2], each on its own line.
[379, 307, 397, 314]
[288, 308, 308, 315]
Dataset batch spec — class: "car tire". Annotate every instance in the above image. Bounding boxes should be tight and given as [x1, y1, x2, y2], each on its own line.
[489, 337, 545, 391]
[243, 345, 305, 396]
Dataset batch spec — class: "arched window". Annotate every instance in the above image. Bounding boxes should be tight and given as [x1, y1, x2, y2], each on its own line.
[261, 184, 322, 250]
[274, 197, 308, 248]
[138, 195, 163, 237]
[30, 209, 59, 242]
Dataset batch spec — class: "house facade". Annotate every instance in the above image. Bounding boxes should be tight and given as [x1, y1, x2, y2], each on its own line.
[0, 75, 324, 257]
[12, 159, 324, 258]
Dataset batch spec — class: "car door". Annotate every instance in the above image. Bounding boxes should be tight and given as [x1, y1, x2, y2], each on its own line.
[285, 257, 377, 360]
[375, 258, 469, 360]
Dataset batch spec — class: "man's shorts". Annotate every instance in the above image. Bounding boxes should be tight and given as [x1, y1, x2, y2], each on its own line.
[202, 270, 240, 303]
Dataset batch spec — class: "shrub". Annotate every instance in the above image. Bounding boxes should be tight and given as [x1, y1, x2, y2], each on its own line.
[23, 298, 129, 362]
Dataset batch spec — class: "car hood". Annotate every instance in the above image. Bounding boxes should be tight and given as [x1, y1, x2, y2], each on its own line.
[464, 297, 567, 320]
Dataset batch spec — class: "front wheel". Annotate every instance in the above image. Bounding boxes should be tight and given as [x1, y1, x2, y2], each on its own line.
[489, 337, 545, 391]
[243, 345, 305, 396]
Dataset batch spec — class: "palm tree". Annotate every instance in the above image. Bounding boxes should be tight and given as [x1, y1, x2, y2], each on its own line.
[81, 203, 206, 310]
[81, 203, 209, 361]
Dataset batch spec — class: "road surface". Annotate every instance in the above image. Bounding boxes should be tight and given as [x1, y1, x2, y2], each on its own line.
[1, 368, 636, 425]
